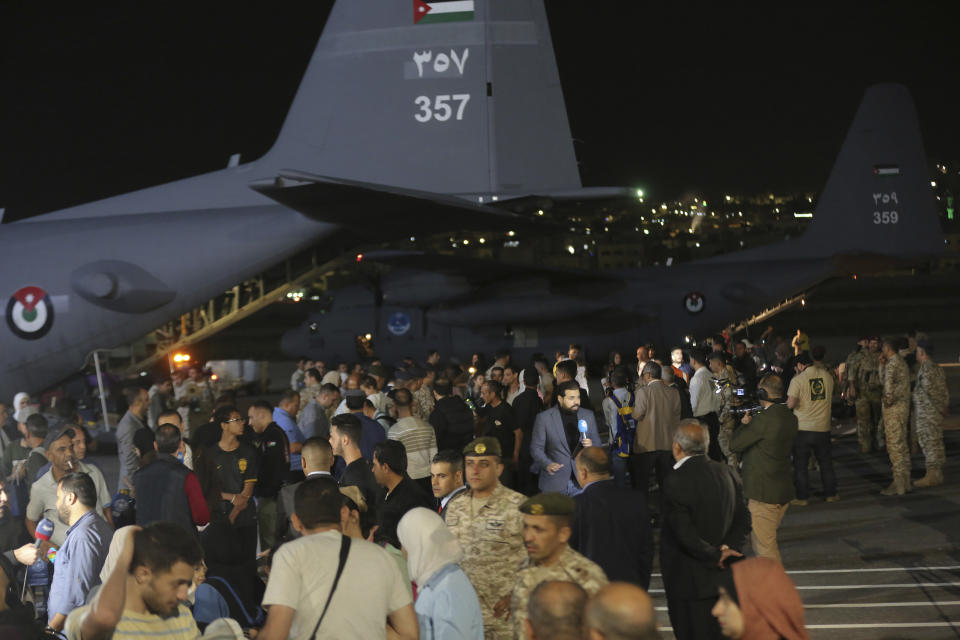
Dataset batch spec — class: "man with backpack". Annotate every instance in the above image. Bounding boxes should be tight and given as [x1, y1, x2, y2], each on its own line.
[601, 367, 637, 489]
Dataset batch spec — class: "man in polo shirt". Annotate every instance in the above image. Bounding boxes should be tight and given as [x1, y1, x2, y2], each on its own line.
[273, 391, 305, 481]
[26, 425, 112, 547]
[47, 472, 112, 632]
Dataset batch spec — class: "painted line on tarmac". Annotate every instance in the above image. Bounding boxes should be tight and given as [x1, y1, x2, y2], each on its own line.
[795, 582, 960, 590]
[651, 565, 960, 578]
[655, 601, 960, 611]
[650, 583, 960, 594]
[804, 600, 960, 608]
[806, 622, 960, 629]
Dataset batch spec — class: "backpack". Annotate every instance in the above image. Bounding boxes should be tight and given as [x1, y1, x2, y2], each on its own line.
[610, 392, 637, 459]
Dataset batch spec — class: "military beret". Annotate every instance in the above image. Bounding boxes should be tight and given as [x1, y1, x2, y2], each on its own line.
[519, 493, 576, 516]
[463, 436, 501, 457]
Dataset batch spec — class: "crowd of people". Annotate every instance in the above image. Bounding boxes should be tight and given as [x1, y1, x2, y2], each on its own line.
[0, 330, 949, 639]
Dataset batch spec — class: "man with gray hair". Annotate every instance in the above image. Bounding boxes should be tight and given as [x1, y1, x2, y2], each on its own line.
[524, 580, 588, 640]
[584, 582, 661, 640]
[660, 419, 751, 640]
[631, 361, 681, 510]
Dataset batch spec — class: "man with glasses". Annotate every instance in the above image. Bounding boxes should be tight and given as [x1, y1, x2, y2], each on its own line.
[213, 405, 259, 560]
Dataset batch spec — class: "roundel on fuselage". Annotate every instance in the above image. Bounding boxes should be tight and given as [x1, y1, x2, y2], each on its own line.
[6, 286, 54, 339]
[683, 292, 705, 314]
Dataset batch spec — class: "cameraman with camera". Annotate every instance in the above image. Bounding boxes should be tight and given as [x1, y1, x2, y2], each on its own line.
[729, 375, 798, 564]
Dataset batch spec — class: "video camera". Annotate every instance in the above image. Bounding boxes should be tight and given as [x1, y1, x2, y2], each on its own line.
[711, 376, 764, 418]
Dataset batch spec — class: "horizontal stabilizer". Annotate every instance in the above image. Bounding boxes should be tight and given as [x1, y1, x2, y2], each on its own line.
[250, 171, 554, 235]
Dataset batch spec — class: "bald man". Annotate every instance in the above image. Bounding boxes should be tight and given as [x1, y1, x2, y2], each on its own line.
[584, 582, 660, 640]
[524, 580, 587, 640]
[277, 437, 333, 541]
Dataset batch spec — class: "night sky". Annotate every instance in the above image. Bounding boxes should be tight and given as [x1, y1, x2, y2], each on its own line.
[1, 2, 958, 222]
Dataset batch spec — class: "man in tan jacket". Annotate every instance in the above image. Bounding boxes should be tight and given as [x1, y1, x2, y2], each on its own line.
[631, 361, 681, 511]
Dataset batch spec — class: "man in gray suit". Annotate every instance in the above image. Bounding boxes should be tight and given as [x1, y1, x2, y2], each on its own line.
[531, 380, 601, 495]
[116, 386, 149, 494]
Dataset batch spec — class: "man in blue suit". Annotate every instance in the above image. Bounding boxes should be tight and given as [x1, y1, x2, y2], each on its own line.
[530, 380, 601, 495]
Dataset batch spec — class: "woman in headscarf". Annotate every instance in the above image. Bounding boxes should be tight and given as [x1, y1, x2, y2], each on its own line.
[2, 394, 28, 442]
[397, 508, 483, 640]
[712, 557, 809, 639]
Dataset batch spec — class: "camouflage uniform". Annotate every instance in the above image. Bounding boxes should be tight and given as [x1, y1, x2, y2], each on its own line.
[297, 383, 322, 419]
[446, 483, 527, 640]
[913, 359, 949, 474]
[511, 545, 608, 639]
[852, 350, 884, 451]
[716, 366, 739, 468]
[412, 384, 435, 420]
[881, 353, 911, 490]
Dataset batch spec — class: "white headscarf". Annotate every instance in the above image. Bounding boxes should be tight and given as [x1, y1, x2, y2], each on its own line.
[397, 507, 464, 587]
[13, 392, 28, 412]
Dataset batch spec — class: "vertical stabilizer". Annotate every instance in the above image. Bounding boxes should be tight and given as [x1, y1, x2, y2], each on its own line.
[260, 0, 581, 196]
[801, 84, 943, 257]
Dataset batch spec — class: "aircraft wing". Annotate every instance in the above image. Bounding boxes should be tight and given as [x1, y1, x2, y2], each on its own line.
[356, 249, 626, 287]
[250, 171, 556, 235]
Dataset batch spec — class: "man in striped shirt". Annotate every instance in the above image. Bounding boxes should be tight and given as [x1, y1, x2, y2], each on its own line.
[64, 522, 204, 640]
[388, 388, 438, 495]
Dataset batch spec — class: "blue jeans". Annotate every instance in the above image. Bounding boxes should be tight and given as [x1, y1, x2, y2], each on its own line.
[793, 430, 837, 499]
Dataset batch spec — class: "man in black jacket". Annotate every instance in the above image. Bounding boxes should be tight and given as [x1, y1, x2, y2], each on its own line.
[248, 401, 290, 550]
[571, 447, 652, 589]
[371, 440, 433, 548]
[330, 414, 379, 533]
[660, 419, 751, 640]
[429, 378, 476, 452]
[512, 368, 543, 495]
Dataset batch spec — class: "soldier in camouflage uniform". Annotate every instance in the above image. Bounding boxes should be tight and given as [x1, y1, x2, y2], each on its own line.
[511, 493, 608, 639]
[880, 338, 912, 495]
[412, 366, 436, 421]
[841, 338, 868, 403]
[849, 337, 884, 452]
[296, 368, 322, 420]
[709, 355, 738, 467]
[913, 341, 949, 487]
[446, 437, 526, 640]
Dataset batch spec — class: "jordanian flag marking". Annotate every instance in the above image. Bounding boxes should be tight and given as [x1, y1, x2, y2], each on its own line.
[414, 0, 475, 24]
[6, 285, 55, 339]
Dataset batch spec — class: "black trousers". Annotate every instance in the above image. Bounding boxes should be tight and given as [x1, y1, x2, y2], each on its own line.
[628, 450, 674, 512]
[698, 412, 725, 462]
[793, 430, 838, 499]
[666, 592, 724, 640]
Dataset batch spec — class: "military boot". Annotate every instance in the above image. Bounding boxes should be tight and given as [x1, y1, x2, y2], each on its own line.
[880, 473, 911, 496]
[913, 467, 943, 488]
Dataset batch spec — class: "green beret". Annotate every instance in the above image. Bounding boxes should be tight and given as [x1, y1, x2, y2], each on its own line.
[463, 436, 502, 457]
[519, 493, 576, 516]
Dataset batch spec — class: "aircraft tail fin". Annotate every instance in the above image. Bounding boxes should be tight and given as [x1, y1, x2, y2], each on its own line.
[259, 0, 581, 197]
[800, 84, 943, 258]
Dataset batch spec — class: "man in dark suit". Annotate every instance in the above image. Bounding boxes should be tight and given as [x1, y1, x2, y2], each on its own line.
[570, 447, 653, 589]
[530, 381, 601, 495]
[661, 419, 751, 640]
[277, 437, 333, 541]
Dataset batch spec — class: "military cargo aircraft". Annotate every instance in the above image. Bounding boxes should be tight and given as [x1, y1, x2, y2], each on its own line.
[280, 83, 946, 364]
[2, 0, 631, 397]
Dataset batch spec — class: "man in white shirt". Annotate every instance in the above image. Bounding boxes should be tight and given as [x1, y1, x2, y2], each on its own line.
[687, 349, 724, 462]
[259, 477, 418, 640]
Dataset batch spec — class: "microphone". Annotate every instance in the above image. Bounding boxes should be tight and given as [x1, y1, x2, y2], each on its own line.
[34, 518, 54, 548]
[578, 419, 589, 443]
